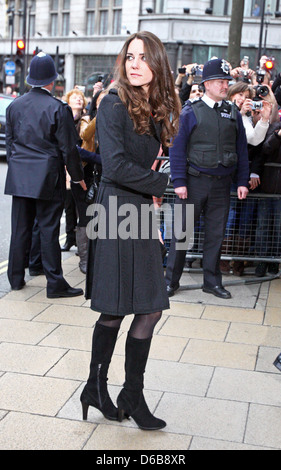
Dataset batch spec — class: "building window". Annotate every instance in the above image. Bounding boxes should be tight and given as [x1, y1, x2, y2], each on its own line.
[87, 11, 96, 34]
[113, 0, 122, 35]
[99, 10, 108, 34]
[99, 0, 110, 35]
[62, 12, 69, 35]
[62, 0, 70, 36]
[86, 0, 96, 34]
[213, 0, 279, 17]
[28, 0, 36, 37]
[113, 8, 122, 34]
[86, 0, 123, 36]
[50, 0, 58, 36]
[155, 0, 167, 13]
[212, 0, 232, 16]
[50, 14, 58, 36]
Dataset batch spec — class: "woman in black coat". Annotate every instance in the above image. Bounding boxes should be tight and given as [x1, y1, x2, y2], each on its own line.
[80, 31, 181, 430]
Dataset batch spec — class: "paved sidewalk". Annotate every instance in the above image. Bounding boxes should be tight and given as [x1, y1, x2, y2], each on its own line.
[0, 254, 281, 450]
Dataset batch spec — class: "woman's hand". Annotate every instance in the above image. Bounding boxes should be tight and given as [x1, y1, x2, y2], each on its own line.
[240, 98, 253, 116]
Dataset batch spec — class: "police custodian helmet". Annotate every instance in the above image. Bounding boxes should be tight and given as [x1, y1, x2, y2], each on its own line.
[26, 52, 58, 87]
[201, 58, 232, 83]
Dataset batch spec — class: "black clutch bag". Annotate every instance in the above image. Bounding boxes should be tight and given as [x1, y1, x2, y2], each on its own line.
[85, 169, 100, 205]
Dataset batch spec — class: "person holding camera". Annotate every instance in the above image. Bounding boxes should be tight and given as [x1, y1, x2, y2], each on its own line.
[165, 58, 249, 299]
[175, 63, 203, 104]
[272, 70, 281, 106]
[251, 71, 279, 123]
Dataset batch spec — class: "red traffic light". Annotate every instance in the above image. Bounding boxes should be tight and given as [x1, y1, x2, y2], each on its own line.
[265, 59, 274, 71]
[16, 39, 25, 50]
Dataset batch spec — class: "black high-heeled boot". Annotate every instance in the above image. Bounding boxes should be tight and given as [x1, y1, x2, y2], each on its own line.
[273, 353, 281, 372]
[117, 335, 166, 431]
[80, 322, 119, 421]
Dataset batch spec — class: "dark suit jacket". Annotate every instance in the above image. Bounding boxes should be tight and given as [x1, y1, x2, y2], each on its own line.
[5, 87, 84, 200]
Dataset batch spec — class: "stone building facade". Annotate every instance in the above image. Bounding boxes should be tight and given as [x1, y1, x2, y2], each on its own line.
[0, 0, 280, 94]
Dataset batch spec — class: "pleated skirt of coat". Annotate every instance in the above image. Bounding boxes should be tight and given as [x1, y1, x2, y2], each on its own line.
[85, 182, 169, 316]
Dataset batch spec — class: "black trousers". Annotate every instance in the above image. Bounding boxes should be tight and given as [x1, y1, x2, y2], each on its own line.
[29, 219, 43, 271]
[165, 173, 232, 289]
[64, 189, 77, 240]
[8, 195, 69, 294]
[71, 181, 91, 227]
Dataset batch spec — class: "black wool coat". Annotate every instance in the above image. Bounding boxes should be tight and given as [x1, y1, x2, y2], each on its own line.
[5, 87, 83, 200]
[85, 89, 169, 316]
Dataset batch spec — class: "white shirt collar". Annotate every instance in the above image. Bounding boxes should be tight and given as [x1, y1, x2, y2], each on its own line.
[32, 86, 52, 94]
[202, 94, 222, 109]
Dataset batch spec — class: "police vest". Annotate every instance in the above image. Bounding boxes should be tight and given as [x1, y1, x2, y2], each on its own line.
[187, 99, 238, 169]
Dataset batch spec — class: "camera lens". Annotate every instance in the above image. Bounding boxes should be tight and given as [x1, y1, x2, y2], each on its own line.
[256, 85, 269, 98]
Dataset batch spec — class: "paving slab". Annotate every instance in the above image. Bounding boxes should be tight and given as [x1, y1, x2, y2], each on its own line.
[0, 411, 94, 450]
[0, 255, 280, 450]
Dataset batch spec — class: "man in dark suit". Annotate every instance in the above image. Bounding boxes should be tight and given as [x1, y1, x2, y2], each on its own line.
[5, 52, 86, 298]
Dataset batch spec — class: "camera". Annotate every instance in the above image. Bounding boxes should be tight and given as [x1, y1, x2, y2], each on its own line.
[255, 85, 269, 98]
[97, 75, 105, 83]
[251, 101, 263, 111]
[256, 68, 266, 84]
[241, 70, 251, 83]
[254, 85, 269, 100]
[178, 67, 186, 74]
[255, 68, 269, 99]
[75, 85, 85, 93]
[191, 65, 203, 77]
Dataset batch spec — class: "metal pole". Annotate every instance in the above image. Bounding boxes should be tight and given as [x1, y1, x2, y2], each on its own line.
[257, 0, 266, 66]
[19, 0, 27, 95]
[10, 11, 15, 60]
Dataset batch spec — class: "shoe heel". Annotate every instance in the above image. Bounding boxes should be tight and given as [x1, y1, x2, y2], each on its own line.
[117, 407, 130, 422]
[82, 402, 89, 421]
[273, 356, 281, 372]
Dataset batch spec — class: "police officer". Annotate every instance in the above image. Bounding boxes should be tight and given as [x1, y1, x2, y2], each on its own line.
[5, 52, 86, 297]
[166, 58, 249, 299]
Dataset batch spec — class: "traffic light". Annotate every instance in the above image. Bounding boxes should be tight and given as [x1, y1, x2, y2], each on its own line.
[15, 39, 25, 67]
[58, 57, 65, 75]
[33, 47, 42, 56]
[16, 39, 25, 55]
[264, 57, 275, 73]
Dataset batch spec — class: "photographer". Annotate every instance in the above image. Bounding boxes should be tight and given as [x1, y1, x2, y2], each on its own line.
[230, 57, 255, 83]
[251, 70, 279, 123]
[272, 71, 281, 107]
[175, 63, 203, 104]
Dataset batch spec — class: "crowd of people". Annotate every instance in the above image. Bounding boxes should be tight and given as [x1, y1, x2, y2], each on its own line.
[4, 34, 281, 429]
[168, 54, 281, 283]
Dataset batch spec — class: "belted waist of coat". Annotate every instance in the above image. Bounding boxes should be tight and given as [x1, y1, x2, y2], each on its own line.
[100, 177, 151, 198]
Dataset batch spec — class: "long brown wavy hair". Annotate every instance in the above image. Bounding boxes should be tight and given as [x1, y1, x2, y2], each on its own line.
[113, 31, 181, 147]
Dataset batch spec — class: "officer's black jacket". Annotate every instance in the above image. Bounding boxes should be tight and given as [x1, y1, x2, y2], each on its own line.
[5, 87, 84, 200]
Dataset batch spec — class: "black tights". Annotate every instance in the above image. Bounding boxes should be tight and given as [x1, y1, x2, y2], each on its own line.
[98, 311, 162, 340]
